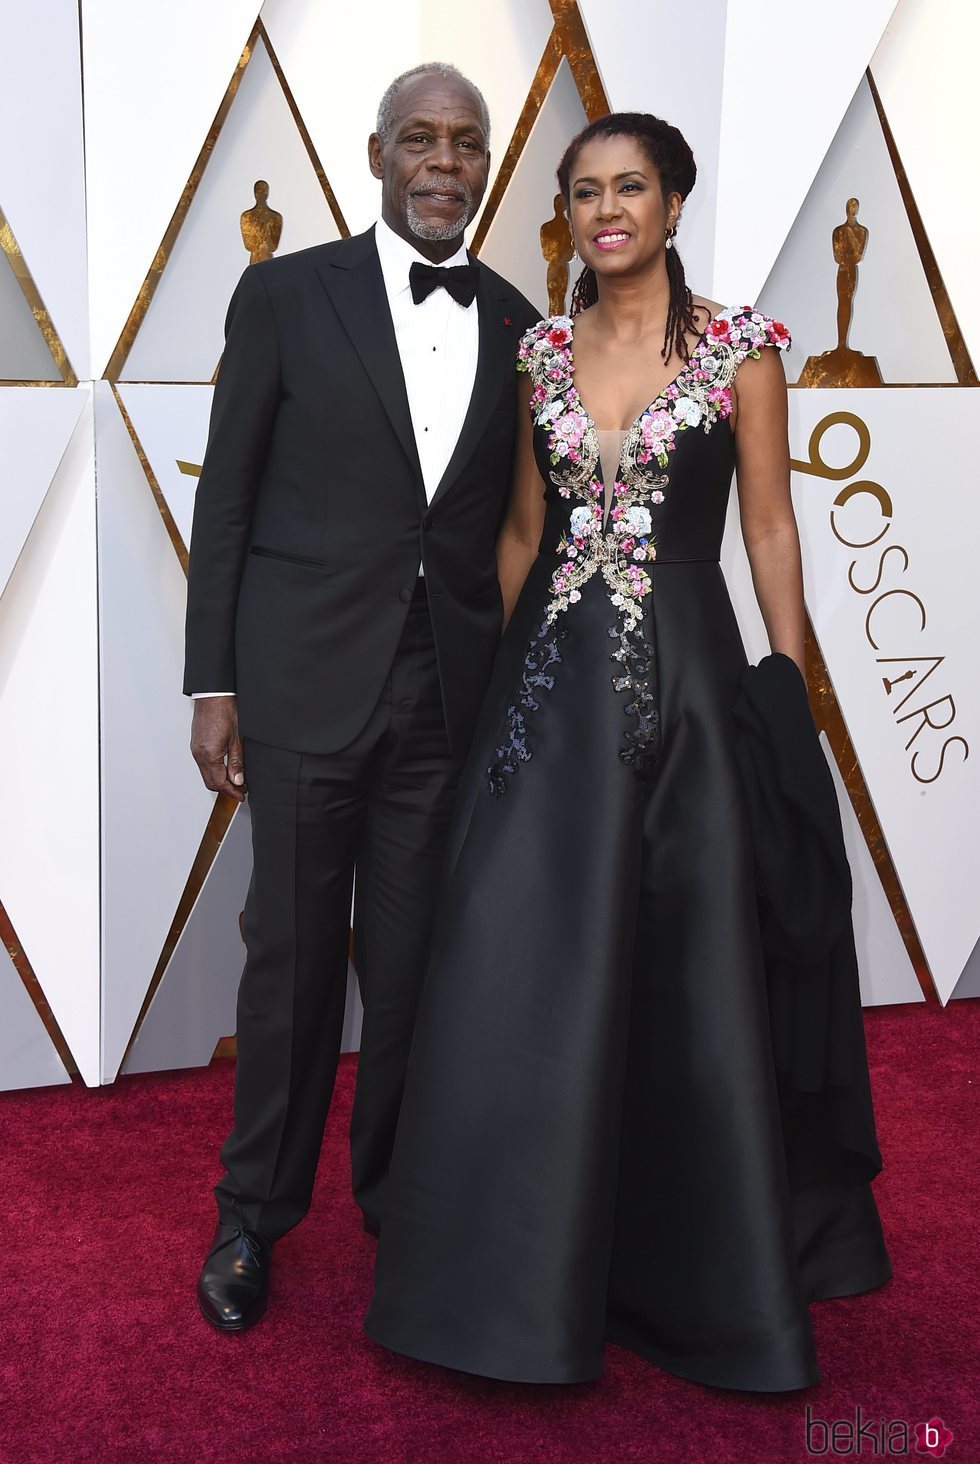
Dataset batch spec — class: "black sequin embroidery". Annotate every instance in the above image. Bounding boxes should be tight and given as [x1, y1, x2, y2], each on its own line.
[487, 617, 567, 797]
[609, 619, 661, 785]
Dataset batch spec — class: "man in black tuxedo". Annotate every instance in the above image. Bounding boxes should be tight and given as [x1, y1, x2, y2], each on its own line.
[185, 62, 537, 1332]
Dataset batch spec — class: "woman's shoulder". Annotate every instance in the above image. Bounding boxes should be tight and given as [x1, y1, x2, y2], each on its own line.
[700, 299, 791, 354]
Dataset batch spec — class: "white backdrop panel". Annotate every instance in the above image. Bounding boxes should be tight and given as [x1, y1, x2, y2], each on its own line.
[822, 736, 923, 1006]
[715, 0, 897, 306]
[479, 59, 586, 319]
[123, 802, 253, 1075]
[82, 0, 260, 378]
[950, 935, 980, 1001]
[789, 389, 979, 1003]
[116, 385, 214, 553]
[0, 944, 72, 1092]
[123, 36, 341, 383]
[96, 382, 216, 1081]
[0, 0, 88, 378]
[759, 76, 955, 386]
[0, 252, 62, 382]
[259, 0, 420, 238]
[0, 390, 87, 596]
[0, 394, 100, 1084]
[872, 0, 980, 373]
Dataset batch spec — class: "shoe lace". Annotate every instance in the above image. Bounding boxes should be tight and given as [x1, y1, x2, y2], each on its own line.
[213, 1224, 266, 1264]
[236, 1228, 264, 1265]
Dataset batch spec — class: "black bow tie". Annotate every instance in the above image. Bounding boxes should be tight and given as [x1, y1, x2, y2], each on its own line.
[409, 260, 479, 307]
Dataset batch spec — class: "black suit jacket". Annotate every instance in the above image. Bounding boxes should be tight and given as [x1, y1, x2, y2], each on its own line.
[183, 226, 538, 758]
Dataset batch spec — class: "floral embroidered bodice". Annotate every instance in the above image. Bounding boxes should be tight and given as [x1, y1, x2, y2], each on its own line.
[516, 308, 791, 634]
[487, 307, 791, 797]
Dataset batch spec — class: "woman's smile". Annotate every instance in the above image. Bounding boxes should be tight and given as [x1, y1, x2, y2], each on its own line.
[593, 228, 632, 250]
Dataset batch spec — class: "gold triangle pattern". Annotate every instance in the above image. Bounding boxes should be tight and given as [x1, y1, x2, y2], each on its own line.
[866, 68, 977, 387]
[118, 794, 240, 1074]
[104, 16, 349, 385]
[112, 385, 189, 571]
[0, 898, 79, 1077]
[0, 206, 78, 386]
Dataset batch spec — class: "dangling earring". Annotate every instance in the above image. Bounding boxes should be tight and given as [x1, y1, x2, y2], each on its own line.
[665, 227, 674, 250]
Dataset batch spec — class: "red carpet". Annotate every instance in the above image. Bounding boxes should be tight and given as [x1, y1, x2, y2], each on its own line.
[2, 1001, 977, 1463]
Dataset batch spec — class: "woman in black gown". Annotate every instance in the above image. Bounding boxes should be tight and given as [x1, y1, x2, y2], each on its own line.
[365, 113, 891, 1392]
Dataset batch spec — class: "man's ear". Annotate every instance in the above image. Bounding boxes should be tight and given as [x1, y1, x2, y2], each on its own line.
[368, 133, 384, 181]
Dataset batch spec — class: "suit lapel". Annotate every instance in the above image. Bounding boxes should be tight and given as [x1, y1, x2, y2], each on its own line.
[427, 263, 515, 512]
[313, 229, 424, 496]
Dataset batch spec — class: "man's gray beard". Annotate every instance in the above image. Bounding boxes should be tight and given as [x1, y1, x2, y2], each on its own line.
[406, 194, 472, 242]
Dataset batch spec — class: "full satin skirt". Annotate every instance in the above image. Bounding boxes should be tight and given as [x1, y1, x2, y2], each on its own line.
[365, 556, 891, 1390]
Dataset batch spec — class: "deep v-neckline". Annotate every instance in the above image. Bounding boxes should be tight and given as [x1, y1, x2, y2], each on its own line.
[567, 311, 720, 437]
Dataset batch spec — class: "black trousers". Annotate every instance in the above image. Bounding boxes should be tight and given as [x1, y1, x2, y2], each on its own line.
[215, 585, 459, 1240]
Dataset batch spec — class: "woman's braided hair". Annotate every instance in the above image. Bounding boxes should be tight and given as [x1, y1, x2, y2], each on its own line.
[557, 112, 699, 364]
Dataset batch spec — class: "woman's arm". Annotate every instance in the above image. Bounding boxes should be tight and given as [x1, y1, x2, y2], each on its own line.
[497, 372, 547, 628]
[732, 347, 806, 676]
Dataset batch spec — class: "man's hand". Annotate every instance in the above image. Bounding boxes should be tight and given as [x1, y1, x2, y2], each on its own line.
[190, 696, 247, 802]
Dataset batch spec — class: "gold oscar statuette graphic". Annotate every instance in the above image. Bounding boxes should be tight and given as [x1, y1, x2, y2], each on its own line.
[799, 199, 883, 387]
[540, 193, 575, 316]
[240, 179, 283, 264]
[209, 181, 284, 382]
[177, 184, 286, 495]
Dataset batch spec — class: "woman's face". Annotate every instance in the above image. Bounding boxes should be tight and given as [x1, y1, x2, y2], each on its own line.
[566, 134, 680, 282]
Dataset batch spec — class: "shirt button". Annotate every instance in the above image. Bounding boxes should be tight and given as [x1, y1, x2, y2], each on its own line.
[399, 587, 413, 603]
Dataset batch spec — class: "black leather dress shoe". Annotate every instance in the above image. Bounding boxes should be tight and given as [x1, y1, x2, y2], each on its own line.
[197, 1222, 272, 1333]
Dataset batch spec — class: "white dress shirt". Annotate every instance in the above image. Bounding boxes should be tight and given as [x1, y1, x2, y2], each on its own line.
[193, 219, 479, 698]
[373, 215, 479, 502]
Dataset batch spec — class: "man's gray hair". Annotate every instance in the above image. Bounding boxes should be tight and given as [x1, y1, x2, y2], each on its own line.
[375, 63, 491, 148]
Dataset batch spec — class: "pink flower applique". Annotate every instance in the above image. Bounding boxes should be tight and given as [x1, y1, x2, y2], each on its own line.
[707, 385, 732, 418]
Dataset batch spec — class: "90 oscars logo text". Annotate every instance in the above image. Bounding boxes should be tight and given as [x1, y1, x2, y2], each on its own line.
[793, 411, 969, 785]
